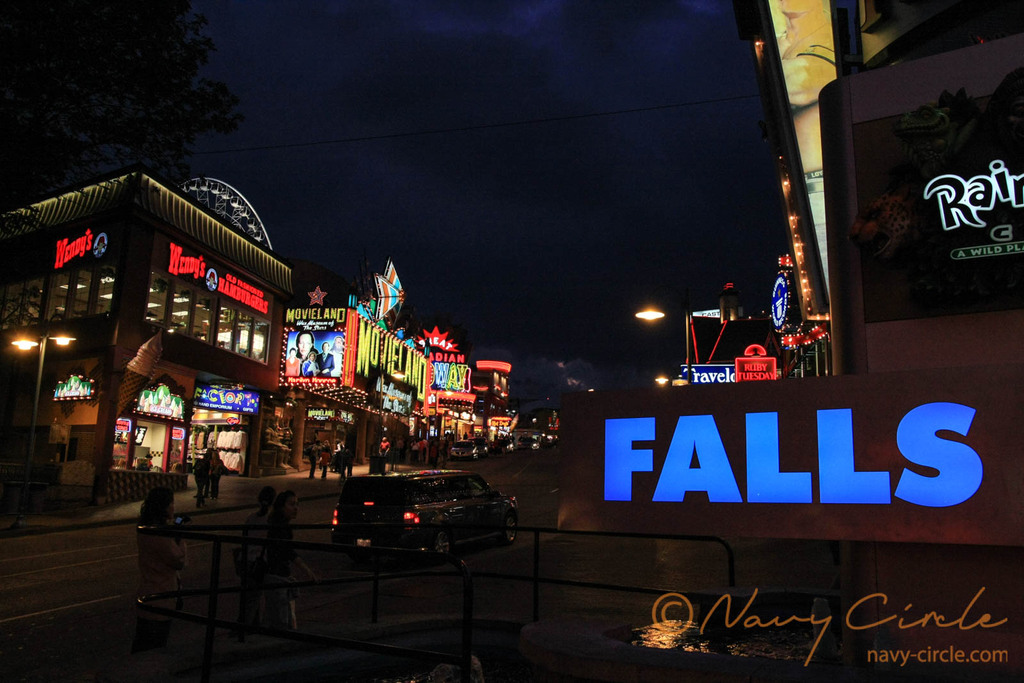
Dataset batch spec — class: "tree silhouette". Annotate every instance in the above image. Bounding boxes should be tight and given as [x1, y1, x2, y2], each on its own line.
[0, 0, 242, 210]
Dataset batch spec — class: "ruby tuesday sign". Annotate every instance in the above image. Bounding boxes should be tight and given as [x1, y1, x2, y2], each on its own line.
[558, 365, 1024, 545]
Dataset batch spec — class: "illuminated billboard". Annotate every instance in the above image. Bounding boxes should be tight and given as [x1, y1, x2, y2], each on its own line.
[765, 0, 838, 298]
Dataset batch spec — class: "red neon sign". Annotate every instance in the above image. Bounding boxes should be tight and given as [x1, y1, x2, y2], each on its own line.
[476, 360, 512, 373]
[55, 228, 106, 269]
[735, 344, 777, 382]
[167, 242, 268, 314]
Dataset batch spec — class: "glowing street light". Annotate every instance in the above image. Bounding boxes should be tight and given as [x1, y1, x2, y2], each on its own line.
[9, 330, 75, 529]
[635, 289, 693, 385]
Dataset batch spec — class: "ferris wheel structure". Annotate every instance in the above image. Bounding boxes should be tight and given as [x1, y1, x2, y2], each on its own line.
[180, 177, 272, 249]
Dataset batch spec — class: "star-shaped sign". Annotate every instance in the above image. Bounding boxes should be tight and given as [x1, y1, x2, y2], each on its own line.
[307, 285, 327, 306]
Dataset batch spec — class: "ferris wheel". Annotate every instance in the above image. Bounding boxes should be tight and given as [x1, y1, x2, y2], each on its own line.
[180, 177, 272, 249]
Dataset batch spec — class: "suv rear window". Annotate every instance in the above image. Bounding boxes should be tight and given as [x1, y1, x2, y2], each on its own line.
[340, 478, 407, 505]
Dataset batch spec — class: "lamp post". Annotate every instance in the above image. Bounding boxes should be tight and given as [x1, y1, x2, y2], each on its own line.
[635, 288, 692, 385]
[10, 331, 75, 530]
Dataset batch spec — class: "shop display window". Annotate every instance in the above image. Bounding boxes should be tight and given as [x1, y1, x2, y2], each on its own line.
[217, 305, 236, 350]
[146, 272, 169, 324]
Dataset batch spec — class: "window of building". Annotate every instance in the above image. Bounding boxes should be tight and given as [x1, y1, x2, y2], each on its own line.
[216, 305, 236, 350]
[192, 293, 213, 341]
[253, 319, 270, 363]
[46, 272, 71, 321]
[1, 278, 44, 328]
[96, 266, 116, 315]
[70, 270, 92, 318]
[146, 273, 169, 325]
[236, 312, 252, 356]
[169, 285, 193, 333]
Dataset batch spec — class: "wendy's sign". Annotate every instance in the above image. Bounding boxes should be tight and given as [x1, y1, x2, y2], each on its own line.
[559, 364, 1024, 546]
[167, 242, 269, 314]
[55, 228, 108, 269]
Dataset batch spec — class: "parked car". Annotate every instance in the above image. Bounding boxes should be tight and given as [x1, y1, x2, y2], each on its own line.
[449, 440, 479, 460]
[516, 436, 539, 450]
[331, 471, 518, 556]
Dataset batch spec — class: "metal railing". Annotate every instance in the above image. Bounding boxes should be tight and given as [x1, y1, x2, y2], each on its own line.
[138, 522, 734, 682]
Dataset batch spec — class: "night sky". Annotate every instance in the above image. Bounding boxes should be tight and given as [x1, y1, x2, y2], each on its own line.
[188, 1, 789, 406]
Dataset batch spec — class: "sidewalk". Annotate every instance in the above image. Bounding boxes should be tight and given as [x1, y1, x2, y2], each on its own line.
[0, 461, 407, 537]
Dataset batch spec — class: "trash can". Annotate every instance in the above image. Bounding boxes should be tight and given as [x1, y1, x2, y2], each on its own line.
[369, 455, 386, 475]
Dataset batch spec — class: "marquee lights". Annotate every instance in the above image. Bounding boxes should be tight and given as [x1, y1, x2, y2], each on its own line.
[476, 360, 512, 373]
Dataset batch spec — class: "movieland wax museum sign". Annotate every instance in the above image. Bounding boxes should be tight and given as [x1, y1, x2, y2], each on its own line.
[558, 364, 1024, 546]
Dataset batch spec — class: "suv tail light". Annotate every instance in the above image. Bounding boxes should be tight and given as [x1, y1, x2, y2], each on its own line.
[403, 511, 420, 525]
[332, 508, 338, 527]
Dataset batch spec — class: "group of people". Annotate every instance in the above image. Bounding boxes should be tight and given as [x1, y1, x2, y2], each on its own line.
[131, 483, 319, 653]
[304, 439, 354, 479]
[191, 452, 224, 507]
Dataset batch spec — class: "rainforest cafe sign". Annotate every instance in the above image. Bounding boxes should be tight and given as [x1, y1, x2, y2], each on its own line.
[167, 242, 269, 314]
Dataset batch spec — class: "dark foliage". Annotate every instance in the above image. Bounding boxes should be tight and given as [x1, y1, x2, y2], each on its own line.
[0, 0, 242, 210]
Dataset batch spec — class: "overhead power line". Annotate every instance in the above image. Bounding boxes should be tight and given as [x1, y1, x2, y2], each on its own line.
[192, 93, 758, 156]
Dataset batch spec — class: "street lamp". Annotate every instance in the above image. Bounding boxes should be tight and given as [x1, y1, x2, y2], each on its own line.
[9, 330, 75, 529]
[635, 288, 692, 384]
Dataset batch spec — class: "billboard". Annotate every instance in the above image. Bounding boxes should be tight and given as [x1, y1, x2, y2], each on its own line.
[559, 364, 1024, 546]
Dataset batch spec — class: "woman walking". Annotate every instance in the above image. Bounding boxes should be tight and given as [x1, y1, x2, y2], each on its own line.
[131, 487, 187, 653]
[264, 490, 318, 630]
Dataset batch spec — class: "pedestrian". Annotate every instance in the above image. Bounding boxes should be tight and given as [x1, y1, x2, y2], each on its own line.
[330, 440, 342, 473]
[428, 438, 439, 468]
[193, 453, 211, 507]
[209, 454, 224, 500]
[264, 490, 318, 630]
[305, 441, 317, 479]
[319, 441, 331, 479]
[131, 487, 187, 653]
[237, 485, 275, 627]
[342, 444, 355, 478]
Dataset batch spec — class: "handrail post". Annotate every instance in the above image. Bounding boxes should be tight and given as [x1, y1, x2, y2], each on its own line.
[201, 537, 222, 683]
[459, 555, 473, 683]
[237, 530, 249, 641]
[532, 529, 540, 622]
[371, 552, 381, 624]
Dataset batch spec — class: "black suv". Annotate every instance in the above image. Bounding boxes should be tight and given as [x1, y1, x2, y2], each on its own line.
[331, 470, 518, 555]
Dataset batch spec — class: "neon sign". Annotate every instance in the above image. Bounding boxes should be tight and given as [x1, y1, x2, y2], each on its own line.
[431, 361, 471, 392]
[604, 402, 982, 508]
[54, 374, 95, 400]
[924, 160, 1023, 233]
[55, 228, 107, 269]
[194, 384, 260, 414]
[735, 345, 777, 382]
[171, 427, 186, 440]
[135, 384, 185, 420]
[683, 365, 736, 384]
[167, 242, 268, 314]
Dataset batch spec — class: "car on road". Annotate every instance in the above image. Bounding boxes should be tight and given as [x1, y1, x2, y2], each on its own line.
[472, 437, 489, 457]
[331, 471, 518, 556]
[489, 437, 512, 454]
[449, 440, 479, 460]
[516, 436, 539, 450]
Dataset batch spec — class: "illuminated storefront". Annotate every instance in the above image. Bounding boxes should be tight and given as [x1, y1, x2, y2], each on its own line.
[0, 167, 292, 503]
[280, 260, 429, 465]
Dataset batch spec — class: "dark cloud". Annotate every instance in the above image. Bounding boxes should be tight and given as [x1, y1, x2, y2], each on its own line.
[190, 1, 788, 403]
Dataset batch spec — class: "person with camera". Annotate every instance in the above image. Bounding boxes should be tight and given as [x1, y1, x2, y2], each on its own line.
[132, 487, 187, 653]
